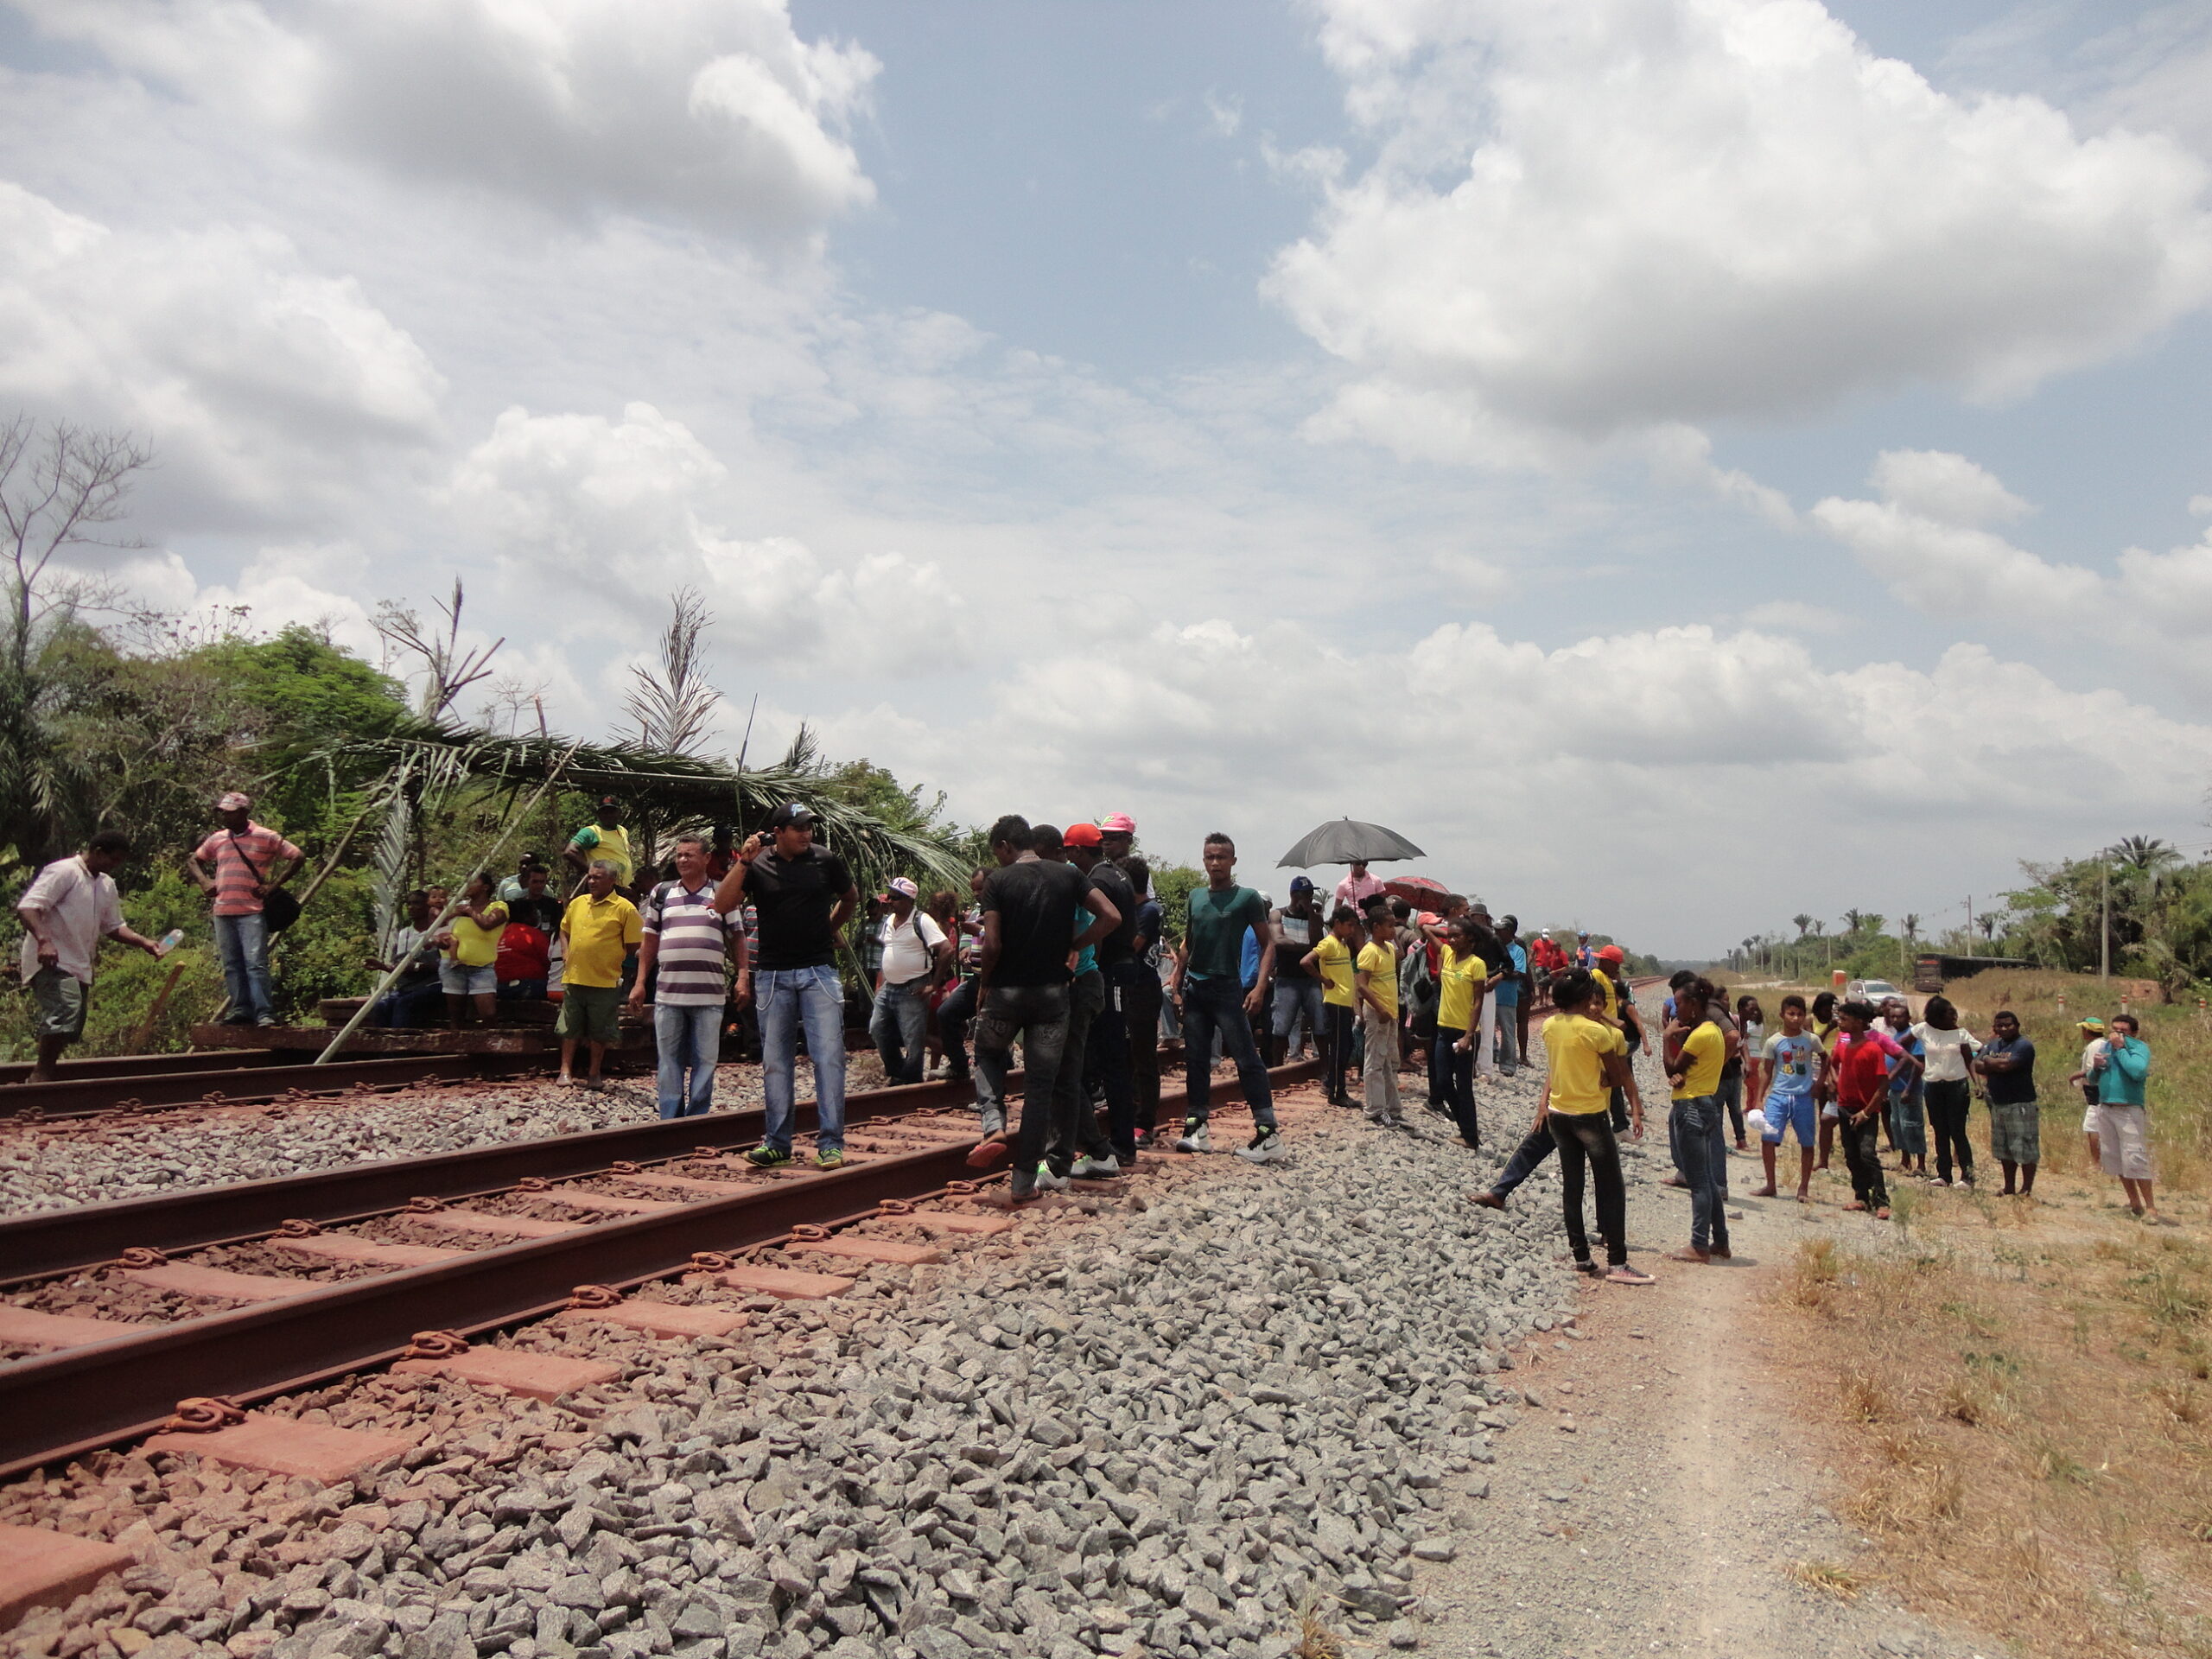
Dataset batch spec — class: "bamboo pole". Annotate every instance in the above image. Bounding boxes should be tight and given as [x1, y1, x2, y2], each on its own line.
[314, 740, 583, 1065]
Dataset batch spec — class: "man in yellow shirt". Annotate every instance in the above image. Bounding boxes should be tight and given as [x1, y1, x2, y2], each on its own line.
[1300, 907, 1363, 1108]
[1435, 916, 1487, 1147]
[557, 860, 641, 1090]
[564, 797, 635, 893]
[1529, 969, 1653, 1284]
[1662, 978, 1734, 1263]
[1355, 913, 1403, 1128]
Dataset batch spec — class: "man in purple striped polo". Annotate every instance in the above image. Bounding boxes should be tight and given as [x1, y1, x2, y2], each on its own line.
[630, 834, 750, 1119]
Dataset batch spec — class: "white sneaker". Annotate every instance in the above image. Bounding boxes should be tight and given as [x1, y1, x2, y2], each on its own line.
[1173, 1120, 1211, 1154]
[1033, 1161, 1071, 1192]
[1235, 1129, 1286, 1164]
[1069, 1155, 1122, 1179]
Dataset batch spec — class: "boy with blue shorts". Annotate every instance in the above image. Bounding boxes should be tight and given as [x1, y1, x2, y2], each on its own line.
[1755, 994, 1820, 1201]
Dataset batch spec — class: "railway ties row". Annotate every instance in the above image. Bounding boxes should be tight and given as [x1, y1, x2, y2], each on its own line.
[0, 1061, 1320, 1484]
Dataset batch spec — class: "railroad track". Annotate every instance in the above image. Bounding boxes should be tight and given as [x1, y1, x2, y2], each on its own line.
[0, 1050, 563, 1124]
[0, 1060, 1319, 1480]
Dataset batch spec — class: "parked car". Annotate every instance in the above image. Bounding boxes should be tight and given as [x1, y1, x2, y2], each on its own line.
[1847, 978, 1904, 1002]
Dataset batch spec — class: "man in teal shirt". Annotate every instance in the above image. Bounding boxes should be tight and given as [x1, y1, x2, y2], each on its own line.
[1168, 832, 1282, 1163]
[2091, 1014, 2165, 1223]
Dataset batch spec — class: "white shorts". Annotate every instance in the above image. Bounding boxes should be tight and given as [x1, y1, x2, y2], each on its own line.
[2095, 1104, 2152, 1181]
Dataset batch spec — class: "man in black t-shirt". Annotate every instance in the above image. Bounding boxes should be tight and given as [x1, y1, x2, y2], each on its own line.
[969, 814, 1118, 1203]
[713, 804, 860, 1168]
[1066, 823, 1140, 1166]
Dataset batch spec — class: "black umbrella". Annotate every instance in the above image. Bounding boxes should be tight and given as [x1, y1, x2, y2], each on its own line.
[1277, 818, 1427, 868]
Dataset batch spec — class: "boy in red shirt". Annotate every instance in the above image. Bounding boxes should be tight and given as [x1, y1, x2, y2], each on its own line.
[1821, 998, 1903, 1220]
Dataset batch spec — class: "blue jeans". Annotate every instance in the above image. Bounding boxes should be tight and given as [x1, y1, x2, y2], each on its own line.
[1674, 1093, 1731, 1253]
[1491, 1122, 1555, 1198]
[1272, 976, 1325, 1052]
[1491, 1000, 1520, 1073]
[972, 984, 1070, 1191]
[1180, 976, 1274, 1129]
[653, 1002, 721, 1121]
[869, 977, 930, 1084]
[214, 912, 274, 1022]
[756, 966, 847, 1155]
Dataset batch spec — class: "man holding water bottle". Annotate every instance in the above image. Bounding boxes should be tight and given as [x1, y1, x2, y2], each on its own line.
[16, 830, 166, 1081]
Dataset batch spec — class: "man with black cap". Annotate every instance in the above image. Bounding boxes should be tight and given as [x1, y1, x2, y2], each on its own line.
[565, 798, 634, 893]
[1269, 877, 1325, 1065]
[714, 804, 861, 1167]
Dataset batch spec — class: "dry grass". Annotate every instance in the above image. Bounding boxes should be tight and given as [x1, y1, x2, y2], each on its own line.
[1777, 1198, 2212, 1658]
[1291, 1593, 1347, 1659]
[1786, 1559, 1866, 1600]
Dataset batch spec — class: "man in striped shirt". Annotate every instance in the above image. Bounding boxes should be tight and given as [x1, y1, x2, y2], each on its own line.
[187, 791, 302, 1027]
[630, 835, 750, 1119]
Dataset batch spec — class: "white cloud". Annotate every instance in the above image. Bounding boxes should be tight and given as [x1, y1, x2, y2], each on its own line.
[1738, 599, 1846, 634]
[446, 402, 963, 671]
[0, 180, 444, 528]
[1815, 448, 2212, 663]
[1270, 0, 2212, 454]
[102, 543, 382, 656]
[828, 614, 2212, 950]
[16, 0, 878, 237]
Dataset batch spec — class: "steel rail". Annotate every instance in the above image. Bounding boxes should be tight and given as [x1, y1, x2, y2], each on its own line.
[0, 1051, 562, 1124]
[0, 1073, 989, 1284]
[0, 1059, 1320, 1480]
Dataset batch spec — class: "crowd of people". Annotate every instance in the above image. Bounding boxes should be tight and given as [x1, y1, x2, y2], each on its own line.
[9, 793, 2181, 1255]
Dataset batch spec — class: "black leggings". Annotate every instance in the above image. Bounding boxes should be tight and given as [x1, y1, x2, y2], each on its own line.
[1839, 1107, 1890, 1210]
[1549, 1111, 1627, 1268]
[1432, 1026, 1478, 1146]
[1925, 1078, 1974, 1183]
[1324, 1003, 1357, 1104]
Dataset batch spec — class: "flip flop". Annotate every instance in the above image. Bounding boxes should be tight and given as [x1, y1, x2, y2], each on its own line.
[965, 1139, 1012, 1169]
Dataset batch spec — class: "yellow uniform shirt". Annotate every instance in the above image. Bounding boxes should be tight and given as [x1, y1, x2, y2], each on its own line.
[1543, 1013, 1625, 1116]
[1672, 1020, 1726, 1101]
[569, 823, 634, 887]
[1438, 946, 1485, 1033]
[1816, 1020, 1840, 1055]
[1313, 935, 1357, 1008]
[562, 893, 642, 989]
[448, 901, 508, 969]
[1356, 940, 1398, 1020]
[1593, 970, 1619, 1020]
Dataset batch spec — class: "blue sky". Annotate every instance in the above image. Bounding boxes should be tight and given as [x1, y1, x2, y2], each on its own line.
[2, 0, 2209, 952]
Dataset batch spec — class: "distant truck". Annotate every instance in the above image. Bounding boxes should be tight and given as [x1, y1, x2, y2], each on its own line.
[1911, 953, 2032, 992]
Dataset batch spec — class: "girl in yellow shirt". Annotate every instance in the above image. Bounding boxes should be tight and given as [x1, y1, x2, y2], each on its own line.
[1433, 917, 1487, 1147]
[1300, 908, 1363, 1107]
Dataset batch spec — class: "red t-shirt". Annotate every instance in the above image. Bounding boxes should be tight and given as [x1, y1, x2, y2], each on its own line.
[494, 923, 551, 983]
[1834, 1028, 1904, 1114]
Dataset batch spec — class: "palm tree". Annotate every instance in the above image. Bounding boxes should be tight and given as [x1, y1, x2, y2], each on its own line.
[1792, 913, 1814, 938]
[2109, 835, 2181, 875]
[1841, 908, 1866, 935]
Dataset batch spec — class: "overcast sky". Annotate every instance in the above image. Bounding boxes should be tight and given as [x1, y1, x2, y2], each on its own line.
[3, 0, 2210, 955]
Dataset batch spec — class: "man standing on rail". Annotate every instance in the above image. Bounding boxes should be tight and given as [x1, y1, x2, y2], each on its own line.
[187, 791, 302, 1028]
[715, 804, 860, 1168]
[969, 815, 1119, 1201]
[16, 830, 163, 1080]
[557, 860, 639, 1092]
[632, 834, 749, 1120]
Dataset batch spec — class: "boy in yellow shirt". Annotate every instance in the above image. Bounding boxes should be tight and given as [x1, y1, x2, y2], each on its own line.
[1300, 907, 1363, 1108]
[1355, 913, 1403, 1128]
[1535, 968, 1653, 1285]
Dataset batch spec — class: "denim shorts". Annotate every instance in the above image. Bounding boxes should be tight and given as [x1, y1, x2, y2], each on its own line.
[440, 960, 496, 996]
[1763, 1090, 1816, 1147]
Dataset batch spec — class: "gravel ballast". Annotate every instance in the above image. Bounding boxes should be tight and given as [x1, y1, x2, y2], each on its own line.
[0, 1056, 1604, 1659]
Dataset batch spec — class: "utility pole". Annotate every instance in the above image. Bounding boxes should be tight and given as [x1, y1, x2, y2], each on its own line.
[1964, 896, 1974, 958]
[2101, 866, 2111, 983]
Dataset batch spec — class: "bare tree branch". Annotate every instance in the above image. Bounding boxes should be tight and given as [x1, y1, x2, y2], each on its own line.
[373, 577, 503, 720]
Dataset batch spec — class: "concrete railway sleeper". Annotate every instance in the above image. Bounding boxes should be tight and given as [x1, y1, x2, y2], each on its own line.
[0, 1060, 1319, 1481]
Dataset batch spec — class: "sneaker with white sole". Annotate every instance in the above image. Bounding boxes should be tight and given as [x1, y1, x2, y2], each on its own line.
[1235, 1129, 1286, 1164]
[1173, 1119, 1211, 1154]
[1069, 1155, 1122, 1179]
[1033, 1161, 1071, 1192]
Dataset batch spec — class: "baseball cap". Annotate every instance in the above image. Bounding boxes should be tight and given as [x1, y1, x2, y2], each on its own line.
[215, 791, 251, 812]
[765, 803, 816, 830]
[2078, 1016, 2107, 1032]
[1063, 822, 1103, 849]
[1596, 944, 1625, 963]
[1101, 813, 1136, 835]
[880, 875, 918, 900]
[1289, 875, 1314, 893]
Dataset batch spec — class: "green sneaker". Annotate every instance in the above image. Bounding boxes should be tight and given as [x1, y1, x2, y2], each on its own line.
[745, 1145, 791, 1168]
[815, 1147, 847, 1170]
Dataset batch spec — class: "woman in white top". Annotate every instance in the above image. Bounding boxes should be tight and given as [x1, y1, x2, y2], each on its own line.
[1910, 995, 1980, 1186]
[1736, 995, 1767, 1128]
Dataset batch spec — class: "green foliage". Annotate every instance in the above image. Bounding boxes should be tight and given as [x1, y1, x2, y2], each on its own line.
[1151, 863, 1205, 944]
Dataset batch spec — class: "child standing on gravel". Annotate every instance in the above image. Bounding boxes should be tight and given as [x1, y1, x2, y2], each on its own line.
[1823, 1000, 1903, 1220]
[1355, 912, 1402, 1128]
[1301, 907, 1363, 1108]
[1754, 995, 1819, 1202]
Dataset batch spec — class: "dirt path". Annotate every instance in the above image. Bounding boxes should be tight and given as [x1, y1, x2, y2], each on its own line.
[1406, 1129, 2004, 1658]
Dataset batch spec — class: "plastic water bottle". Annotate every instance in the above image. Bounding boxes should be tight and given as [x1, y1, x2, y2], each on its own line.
[154, 929, 186, 957]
